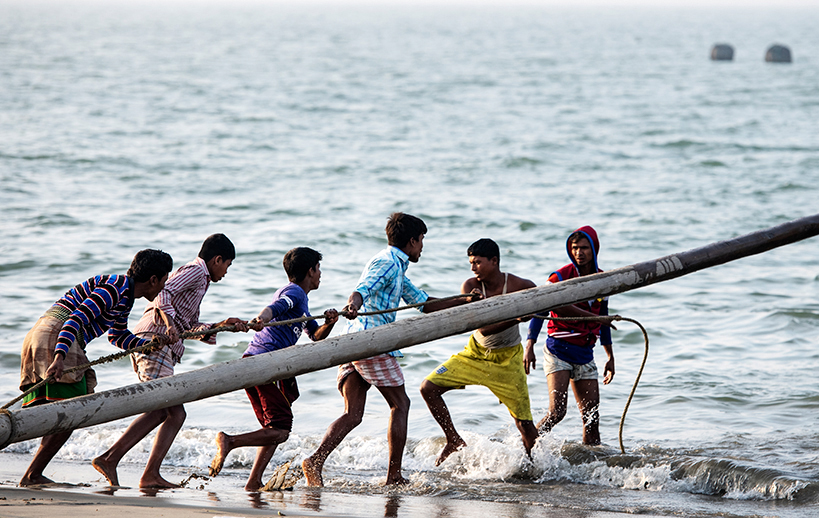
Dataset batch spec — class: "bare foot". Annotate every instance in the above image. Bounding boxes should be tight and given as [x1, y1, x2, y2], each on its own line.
[209, 432, 231, 477]
[19, 474, 55, 487]
[92, 456, 119, 486]
[302, 457, 324, 487]
[385, 475, 410, 486]
[139, 474, 181, 489]
[245, 480, 262, 492]
[435, 437, 467, 466]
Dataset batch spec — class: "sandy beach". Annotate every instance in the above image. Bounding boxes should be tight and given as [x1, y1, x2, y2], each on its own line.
[0, 485, 315, 518]
[0, 452, 671, 518]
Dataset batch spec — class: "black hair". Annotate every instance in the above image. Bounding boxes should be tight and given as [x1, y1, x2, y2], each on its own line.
[198, 233, 236, 262]
[467, 238, 500, 265]
[127, 249, 173, 283]
[568, 231, 589, 244]
[283, 247, 323, 283]
[385, 212, 427, 249]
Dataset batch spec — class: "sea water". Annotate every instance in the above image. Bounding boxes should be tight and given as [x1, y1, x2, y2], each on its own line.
[1, 2, 818, 517]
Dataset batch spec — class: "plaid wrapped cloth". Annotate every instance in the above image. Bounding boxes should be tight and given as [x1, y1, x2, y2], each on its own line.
[131, 342, 176, 381]
[337, 353, 405, 389]
[19, 306, 98, 393]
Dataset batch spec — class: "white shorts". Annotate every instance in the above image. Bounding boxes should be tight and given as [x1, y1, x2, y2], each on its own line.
[542, 348, 598, 381]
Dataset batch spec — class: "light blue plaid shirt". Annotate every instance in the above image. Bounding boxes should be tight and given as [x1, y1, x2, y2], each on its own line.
[344, 246, 429, 357]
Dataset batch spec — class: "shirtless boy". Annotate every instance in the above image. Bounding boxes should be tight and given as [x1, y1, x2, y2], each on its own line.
[420, 238, 538, 465]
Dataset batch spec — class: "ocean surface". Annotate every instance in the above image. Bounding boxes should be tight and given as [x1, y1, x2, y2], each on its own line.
[1, 2, 818, 517]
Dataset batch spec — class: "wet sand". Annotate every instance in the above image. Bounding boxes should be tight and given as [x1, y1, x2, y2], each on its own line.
[0, 485, 323, 518]
[0, 452, 666, 518]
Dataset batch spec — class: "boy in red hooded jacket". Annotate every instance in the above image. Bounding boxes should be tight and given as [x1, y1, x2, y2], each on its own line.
[524, 226, 615, 445]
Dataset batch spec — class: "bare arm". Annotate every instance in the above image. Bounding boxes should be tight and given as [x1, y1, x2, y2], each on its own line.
[524, 338, 537, 375]
[310, 309, 339, 341]
[341, 292, 364, 319]
[421, 289, 481, 313]
[602, 344, 615, 384]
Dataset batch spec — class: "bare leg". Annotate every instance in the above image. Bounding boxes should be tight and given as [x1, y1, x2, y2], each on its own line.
[139, 405, 186, 488]
[536, 370, 571, 435]
[572, 379, 601, 445]
[419, 380, 465, 466]
[208, 427, 289, 486]
[20, 431, 73, 486]
[92, 408, 168, 487]
[246, 444, 279, 491]
[514, 418, 538, 455]
[375, 384, 410, 485]
[303, 372, 369, 487]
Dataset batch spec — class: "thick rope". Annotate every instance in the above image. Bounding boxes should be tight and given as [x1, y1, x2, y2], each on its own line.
[3, 293, 474, 411]
[192, 293, 475, 338]
[533, 314, 649, 454]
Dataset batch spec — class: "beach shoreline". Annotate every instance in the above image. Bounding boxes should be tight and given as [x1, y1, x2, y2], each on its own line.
[0, 452, 673, 518]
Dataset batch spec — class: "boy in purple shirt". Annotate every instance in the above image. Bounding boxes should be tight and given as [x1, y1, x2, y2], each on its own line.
[208, 247, 338, 491]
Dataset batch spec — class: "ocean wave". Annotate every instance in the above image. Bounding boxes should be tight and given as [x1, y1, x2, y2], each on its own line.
[8, 424, 814, 502]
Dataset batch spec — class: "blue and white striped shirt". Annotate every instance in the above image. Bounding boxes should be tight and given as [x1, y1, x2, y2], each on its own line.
[54, 275, 150, 356]
[344, 247, 428, 356]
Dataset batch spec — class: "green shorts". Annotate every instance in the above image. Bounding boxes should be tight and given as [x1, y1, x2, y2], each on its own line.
[425, 335, 533, 421]
[22, 375, 88, 407]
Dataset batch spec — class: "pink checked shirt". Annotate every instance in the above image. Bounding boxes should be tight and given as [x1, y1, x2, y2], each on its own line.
[133, 256, 213, 361]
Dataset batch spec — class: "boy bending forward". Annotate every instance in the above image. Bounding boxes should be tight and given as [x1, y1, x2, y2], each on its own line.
[209, 247, 338, 491]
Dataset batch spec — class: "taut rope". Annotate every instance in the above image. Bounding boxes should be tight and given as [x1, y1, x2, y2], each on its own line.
[533, 314, 649, 454]
[3, 293, 474, 411]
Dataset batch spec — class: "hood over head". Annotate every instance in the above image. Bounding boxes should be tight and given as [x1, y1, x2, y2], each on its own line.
[566, 225, 600, 273]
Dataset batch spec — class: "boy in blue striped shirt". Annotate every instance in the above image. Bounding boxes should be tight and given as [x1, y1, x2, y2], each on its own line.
[18, 249, 175, 486]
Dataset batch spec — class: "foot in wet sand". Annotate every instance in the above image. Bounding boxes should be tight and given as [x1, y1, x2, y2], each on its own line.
[19, 474, 55, 487]
[139, 474, 181, 489]
[209, 431, 231, 477]
[435, 438, 467, 466]
[92, 456, 120, 487]
[385, 475, 410, 486]
[302, 457, 323, 487]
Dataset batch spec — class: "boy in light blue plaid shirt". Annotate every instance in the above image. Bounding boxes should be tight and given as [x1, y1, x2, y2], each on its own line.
[303, 212, 477, 487]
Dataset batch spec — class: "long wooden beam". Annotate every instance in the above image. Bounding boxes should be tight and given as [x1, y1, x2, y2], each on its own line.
[1, 214, 818, 447]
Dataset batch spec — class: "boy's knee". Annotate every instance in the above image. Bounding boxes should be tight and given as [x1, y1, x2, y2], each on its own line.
[395, 392, 410, 414]
[550, 406, 567, 423]
[419, 381, 435, 400]
[168, 405, 186, 421]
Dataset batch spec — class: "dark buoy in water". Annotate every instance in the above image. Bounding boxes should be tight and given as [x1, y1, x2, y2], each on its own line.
[765, 44, 792, 63]
[710, 44, 734, 61]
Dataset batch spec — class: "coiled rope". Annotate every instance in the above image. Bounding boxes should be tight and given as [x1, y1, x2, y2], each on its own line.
[533, 314, 649, 454]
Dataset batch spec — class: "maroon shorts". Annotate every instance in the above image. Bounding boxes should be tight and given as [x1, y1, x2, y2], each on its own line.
[245, 377, 299, 431]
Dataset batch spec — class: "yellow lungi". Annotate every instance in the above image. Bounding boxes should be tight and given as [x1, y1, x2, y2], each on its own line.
[425, 334, 533, 421]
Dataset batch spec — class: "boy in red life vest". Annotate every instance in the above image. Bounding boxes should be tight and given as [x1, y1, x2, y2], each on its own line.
[524, 226, 615, 445]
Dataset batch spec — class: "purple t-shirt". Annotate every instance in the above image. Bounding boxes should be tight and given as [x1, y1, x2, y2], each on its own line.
[244, 283, 319, 357]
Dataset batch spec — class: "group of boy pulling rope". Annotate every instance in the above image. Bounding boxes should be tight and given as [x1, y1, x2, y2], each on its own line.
[2, 293, 648, 454]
